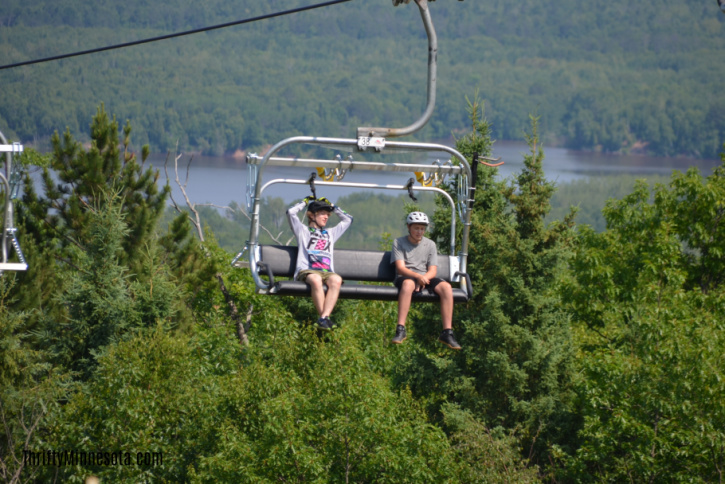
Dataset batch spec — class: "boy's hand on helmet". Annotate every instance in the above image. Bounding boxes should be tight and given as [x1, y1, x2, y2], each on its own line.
[303, 196, 316, 204]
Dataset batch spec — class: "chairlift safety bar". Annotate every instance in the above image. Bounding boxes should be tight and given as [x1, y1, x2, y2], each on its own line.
[246, 153, 465, 176]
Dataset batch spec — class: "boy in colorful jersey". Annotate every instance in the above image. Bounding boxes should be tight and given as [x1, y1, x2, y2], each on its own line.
[391, 211, 461, 349]
[287, 197, 353, 330]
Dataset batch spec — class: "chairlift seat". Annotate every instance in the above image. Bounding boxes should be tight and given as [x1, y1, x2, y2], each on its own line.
[256, 245, 470, 303]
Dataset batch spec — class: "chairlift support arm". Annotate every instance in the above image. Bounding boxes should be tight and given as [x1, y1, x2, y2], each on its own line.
[357, 0, 437, 139]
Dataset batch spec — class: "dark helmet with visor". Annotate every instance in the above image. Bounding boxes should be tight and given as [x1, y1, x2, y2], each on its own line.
[307, 200, 334, 213]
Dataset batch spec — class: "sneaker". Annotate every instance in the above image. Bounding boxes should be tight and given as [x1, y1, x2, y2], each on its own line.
[317, 317, 333, 331]
[391, 324, 407, 344]
[438, 329, 462, 350]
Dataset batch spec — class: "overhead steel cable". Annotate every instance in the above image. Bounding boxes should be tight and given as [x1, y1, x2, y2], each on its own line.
[0, 0, 354, 71]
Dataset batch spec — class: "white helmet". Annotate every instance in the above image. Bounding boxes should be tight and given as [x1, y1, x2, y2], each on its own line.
[406, 211, 429, 225]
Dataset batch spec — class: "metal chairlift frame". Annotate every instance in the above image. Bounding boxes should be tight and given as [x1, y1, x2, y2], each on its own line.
[241, 0, 482, 301]
[0, 129, 28, 273]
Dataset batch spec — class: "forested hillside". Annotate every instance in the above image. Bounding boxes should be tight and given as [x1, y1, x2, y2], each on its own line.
[1, 0, 724, 158]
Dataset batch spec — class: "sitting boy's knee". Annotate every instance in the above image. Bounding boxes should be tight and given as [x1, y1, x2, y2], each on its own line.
[306, 274, 323, 287]
[399, 278, 416, 292]
[436, 281, 452, 294]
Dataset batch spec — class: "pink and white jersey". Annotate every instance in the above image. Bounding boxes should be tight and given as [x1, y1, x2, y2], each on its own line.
[286, 200, 353, 278]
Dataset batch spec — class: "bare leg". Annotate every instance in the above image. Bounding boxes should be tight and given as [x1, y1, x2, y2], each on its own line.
[434, 281, 454, 330]
[305, 273, 326, 317]
[321, 274, 342, 319]
[397, 279, 417, 326]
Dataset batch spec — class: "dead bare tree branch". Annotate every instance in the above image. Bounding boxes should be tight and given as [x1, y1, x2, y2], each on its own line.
[164, 147, 204, 241]
[198, 203, 293, 246]
[0, 396, 44, 484]
[164, 148, 275, 346]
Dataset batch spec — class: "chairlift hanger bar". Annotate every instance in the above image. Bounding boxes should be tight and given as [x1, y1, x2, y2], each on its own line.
[357, 0, 437, 139]
[301, 140, 452, 154]
[250, 136, 472, 177]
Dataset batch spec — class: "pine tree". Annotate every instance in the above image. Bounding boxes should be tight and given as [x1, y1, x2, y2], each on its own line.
[409, 96, 578, 467]
[44, 191, 180, 380]
[14, 104, 170, 315]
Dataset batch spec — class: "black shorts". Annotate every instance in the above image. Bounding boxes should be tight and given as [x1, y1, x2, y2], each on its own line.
[394, 276, 445, 292]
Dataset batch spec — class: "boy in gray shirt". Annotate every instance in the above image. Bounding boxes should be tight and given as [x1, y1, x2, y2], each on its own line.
[287, 197, 353, 331]
[390, 211, 461, 349]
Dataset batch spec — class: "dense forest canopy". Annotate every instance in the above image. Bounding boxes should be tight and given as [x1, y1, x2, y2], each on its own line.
[1, 0, 723, 158]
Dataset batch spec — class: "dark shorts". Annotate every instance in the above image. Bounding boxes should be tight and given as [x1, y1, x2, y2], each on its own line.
[394, 276, 445, 292]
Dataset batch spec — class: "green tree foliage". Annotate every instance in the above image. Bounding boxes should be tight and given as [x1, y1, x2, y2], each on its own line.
[2, 108, 213, 482]
[0, 277, 69, 484]
[560, 147, 725, 481]
[400, 97, 578, 468]
[44, 277, 449, 482]
[547, 174, 672, 232]
[46, 193, 180, 379]
[157, 212, 219, 317]
[195, 333, 456, 482]
[45, 325, 232, 483]
[44, 104, 168, 273]
[443, 404, 540, 484]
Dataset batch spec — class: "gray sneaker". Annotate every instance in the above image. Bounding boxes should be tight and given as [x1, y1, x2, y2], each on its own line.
[438, 329, 462, 350]
[392, 324, 407, 344]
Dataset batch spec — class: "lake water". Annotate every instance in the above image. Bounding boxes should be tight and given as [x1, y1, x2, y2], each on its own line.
[147, 140, 722, 208]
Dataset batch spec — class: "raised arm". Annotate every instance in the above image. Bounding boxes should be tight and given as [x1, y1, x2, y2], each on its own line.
[286, 199, 307, 234]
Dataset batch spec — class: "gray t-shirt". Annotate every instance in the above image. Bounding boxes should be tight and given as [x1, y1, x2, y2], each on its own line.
[391, 235, 438, 275]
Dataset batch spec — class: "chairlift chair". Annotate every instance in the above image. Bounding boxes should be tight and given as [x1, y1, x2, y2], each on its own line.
[0, 129, 28, 274]
[234, 0, 500, 303]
